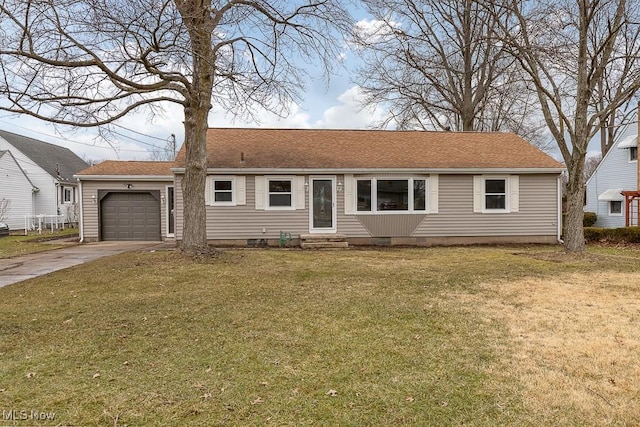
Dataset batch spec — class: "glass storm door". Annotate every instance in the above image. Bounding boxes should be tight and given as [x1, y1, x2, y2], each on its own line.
[310, 177, 336, 233]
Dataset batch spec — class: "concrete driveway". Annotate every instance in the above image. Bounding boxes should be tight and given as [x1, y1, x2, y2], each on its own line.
[0, 241, 174, 288]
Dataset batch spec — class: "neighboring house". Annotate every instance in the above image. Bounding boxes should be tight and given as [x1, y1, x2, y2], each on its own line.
[76, 128, 565, 245]
[0, 129, 89, 229]
[0, 150, 38, 230]
[585, 121, 638, 227]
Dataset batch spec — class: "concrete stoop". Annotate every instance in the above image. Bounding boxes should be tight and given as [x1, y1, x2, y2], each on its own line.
[299, 233, 349, 249]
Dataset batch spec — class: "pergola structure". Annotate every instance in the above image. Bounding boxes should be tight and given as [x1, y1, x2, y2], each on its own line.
[621, 191, 640, 227]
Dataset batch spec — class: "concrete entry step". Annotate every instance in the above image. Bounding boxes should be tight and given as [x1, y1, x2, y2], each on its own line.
[300, 241, 349, 249]
[299, 233, 348, 249]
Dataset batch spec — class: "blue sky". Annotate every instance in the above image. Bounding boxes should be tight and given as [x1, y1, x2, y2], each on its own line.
[0, 5, 381, 163]
[0, 5, 594, 164]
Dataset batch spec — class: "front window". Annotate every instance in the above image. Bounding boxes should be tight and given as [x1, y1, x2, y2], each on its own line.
[356, 178, 427, 213]
[485, 179, 506, 210]
[630, 147, 638, 162]
[268, 179, 293, 208]
[357, 180, 372, 212]
[610, 200, 623, 215]
[214, 180, 233, 202]
[63, 187, 72, 203]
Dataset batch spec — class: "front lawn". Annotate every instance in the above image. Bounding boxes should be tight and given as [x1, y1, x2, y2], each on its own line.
[0, 228, 79, 259]
[1, 246, 639, 426]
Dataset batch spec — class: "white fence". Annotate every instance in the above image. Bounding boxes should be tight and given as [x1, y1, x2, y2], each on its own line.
[24, 215, 65, 235]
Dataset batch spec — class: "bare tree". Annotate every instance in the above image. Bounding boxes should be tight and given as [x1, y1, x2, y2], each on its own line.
[0, 0, 349, 254]
[148, 134, 178, 161]
[584, 153, 602, 183]
[492, 0, 640, 252]
[353, 0, 546, 146]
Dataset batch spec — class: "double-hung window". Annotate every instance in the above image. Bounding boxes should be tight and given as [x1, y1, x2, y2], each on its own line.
[208, 176, 246, 206]
[63, 187, 72, 203]
[630, 147, 638, 162]
[268, 179, 293, 208]
[484, 179, 506, 210]
[356, 178, 427, 213]
[473, 175, 519, 213]
[213, 179, 233, 203]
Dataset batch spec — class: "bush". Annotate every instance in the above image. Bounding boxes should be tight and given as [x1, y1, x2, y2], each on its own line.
[584, 226, 640, 243]
[583, 212, 597, 227]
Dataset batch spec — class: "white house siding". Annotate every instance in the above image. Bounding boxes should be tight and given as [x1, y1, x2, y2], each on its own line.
[0, 139, 58, 216]
[80, 180, 173, 241]
[0, 154, 33, 230]
[585, 123, 638, 228]
[414, 174, 559, 237]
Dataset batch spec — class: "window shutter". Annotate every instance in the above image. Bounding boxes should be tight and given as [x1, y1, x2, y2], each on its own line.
[344, 174, 354, 214]
[428, 174, 439, 213]
[204, 177, 211, 206]
[509, 175, 519, 212]
[235, 176, 246, 206]
[255, 176, 266, 210]
[473, 176, 483, 213]
[295, 176, 306, 210]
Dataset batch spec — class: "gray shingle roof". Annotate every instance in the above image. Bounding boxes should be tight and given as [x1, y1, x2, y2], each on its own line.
[0, 129, 89, 182]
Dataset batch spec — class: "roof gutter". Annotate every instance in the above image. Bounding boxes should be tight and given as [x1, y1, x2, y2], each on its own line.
[74, 175, 173, 181]
[171, 167, 566, 175]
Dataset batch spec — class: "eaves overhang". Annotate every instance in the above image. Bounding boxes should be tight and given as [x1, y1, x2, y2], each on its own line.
[171, 167, 566, 175]
[74, 174, 173, 181]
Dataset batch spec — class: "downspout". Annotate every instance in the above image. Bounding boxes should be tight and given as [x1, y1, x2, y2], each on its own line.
[78, 180, 84, 243]
[557, 174, 563, 244]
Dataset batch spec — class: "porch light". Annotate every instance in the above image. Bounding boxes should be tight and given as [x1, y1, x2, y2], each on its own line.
[337, 181, 343, 193]
[304, 181, 309, 192]
[91, 194, 97, 203]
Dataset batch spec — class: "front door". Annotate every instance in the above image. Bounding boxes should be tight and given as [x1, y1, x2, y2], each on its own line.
[309, 177, 336, 233]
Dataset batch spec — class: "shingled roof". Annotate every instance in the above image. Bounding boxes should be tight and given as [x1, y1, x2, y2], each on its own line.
[0, 129, 89, 182]
[174, 128, 564, 171]
[76, 160, 175, 176]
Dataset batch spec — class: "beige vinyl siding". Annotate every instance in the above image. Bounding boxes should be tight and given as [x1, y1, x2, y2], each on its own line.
[197, 176, 309, 239]
[414, 174, 559, 237]
[80, 180, 173, 240]
[173, 173, 559, 242]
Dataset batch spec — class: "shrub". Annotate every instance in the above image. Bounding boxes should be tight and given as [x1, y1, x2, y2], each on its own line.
[584, 226, 640, 243]
[583, 212, 597, 227]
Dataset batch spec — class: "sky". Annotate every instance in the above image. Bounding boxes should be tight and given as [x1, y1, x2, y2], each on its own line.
[0, 6, 596, 165]
[0, 5, 389, 164]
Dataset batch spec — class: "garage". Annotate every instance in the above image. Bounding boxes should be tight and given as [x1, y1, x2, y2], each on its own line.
[100, 191, 161, 241]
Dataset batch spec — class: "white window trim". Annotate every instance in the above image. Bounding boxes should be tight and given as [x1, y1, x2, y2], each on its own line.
[166, 185, 175, 238]
[353, 177, 430, 215]
[629, 147, 638, 163]
[473, 175, 519, 214]
[206, 176, 246, 207]
[209, 176, 236, 206]
[266, 176, 296, 211]
[609, 200, 623, 216]
[63, 187, 72, 203]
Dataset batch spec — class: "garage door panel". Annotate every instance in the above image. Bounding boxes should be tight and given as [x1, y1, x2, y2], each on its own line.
[101, 192, 161, 241]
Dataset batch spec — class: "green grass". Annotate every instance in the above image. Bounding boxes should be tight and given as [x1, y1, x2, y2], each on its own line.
[0, 228, 79, 258]
[1, 246, 639, 426]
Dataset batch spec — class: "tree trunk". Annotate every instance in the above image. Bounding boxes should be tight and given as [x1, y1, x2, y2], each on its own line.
[563, 156, 586, 252]
[177, 0, 214, 255]
[180, 103, 210, 255]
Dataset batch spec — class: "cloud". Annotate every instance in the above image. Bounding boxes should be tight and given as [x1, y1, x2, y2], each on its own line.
[314, 86, 387, 129]
[352, 18, 401, 45]
[0, 85, 390, 161]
